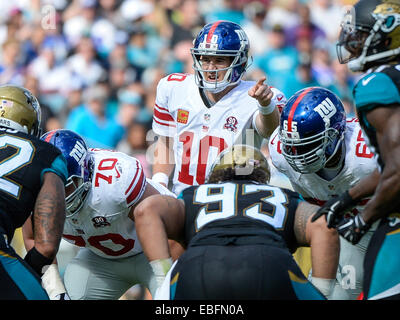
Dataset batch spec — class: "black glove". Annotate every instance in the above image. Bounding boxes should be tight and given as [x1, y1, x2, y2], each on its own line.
[337, 214, 371, 245]
[311, 190, 358, 228]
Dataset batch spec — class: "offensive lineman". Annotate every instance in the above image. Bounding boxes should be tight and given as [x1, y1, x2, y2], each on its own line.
[268, 87, 378, 299]
[24, 129, 175, 300]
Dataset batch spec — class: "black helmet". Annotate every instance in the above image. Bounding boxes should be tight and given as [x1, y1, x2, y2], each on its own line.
[337, 0, 400, 72]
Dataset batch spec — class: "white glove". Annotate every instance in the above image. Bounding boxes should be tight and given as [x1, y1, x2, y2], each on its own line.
[41, 264, 70, 300]
[310, 276, 336, 299]
[149, 258, 173, 288]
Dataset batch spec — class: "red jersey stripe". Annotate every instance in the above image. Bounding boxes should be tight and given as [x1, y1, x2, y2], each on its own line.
[153, 117, 176, 128]
[125, 163, 140, 195]
[154, 106, 174, 122]
[155, 103, 169, 112]
[287, 87, 313, 132]
[126, 171, 146, 205]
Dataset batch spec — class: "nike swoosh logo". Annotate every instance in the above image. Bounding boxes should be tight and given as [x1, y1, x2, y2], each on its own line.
[362, 74, 376, 86]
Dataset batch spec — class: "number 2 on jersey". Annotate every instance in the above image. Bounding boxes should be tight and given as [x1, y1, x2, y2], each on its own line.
[0, 135, 34, 198]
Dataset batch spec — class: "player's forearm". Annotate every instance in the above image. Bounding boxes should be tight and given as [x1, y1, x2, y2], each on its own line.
[361, 168, 400, 223]
[348, 168, 380, 201]
[152, 136, 175, 184]
[134, 201, 171, 261]
[255, 108, 280, 138]
[33, 173, 66, 259]
[309, 227, 339, 280]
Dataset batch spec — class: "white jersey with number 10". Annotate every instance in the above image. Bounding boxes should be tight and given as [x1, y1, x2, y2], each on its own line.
[152, 73, 286, 195]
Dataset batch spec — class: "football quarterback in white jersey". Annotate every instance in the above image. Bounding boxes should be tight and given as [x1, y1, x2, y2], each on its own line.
[151, 20, 286, 196]
[24, 129, 175, 300]
[268, 87, 379, 300]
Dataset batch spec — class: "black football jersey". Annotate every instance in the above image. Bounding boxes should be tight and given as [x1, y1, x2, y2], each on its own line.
[179, 180, 304, 253]
[0, 128, 64, 240]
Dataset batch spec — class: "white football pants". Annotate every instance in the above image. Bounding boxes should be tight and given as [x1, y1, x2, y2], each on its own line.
[63, 248, 157, 300]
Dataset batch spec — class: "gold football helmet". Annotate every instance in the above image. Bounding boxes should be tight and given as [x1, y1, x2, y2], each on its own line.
[206, 144, 270, 184]
[0, 85, 42, 137]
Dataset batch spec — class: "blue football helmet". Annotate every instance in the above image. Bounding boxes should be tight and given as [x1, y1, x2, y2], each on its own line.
[41, 129, 92, 217]
[279, 87, 346, 174]
[191, 20, 250, 93]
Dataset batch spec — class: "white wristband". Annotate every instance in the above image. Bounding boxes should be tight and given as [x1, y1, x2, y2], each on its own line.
[258, 100, 276, 115]
[152, 172, 169, 186]
[310, 277, 336, 298]
[41, 264, 67, 300]
[150, 258, 173, 288]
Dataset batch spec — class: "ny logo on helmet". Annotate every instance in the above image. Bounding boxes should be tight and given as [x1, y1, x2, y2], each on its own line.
[69, 140, 87, 165]
[314, 98, 337, 123]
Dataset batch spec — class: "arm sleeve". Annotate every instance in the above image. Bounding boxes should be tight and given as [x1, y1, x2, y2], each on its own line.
[152, 77, 177, 137]
[123, 157, 147, 208]
[40, 154, 68, 185]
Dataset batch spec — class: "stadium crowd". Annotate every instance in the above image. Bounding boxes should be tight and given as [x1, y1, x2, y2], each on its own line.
[1, 0, 370, 300]
[0, 0, 357, 166]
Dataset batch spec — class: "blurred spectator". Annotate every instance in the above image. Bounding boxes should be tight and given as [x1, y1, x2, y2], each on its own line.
[126, 25, 165, 80]
[20, 22, 46, 66]
[65, 84, 125, 148]
[329, 59, 356, 103]
[341, 97, 356, 118]
[205, 0, 246, 25]
[65, 35, 106, 86]
[165, 39, 194, 74]
[311, 41, 335, 87]
[282, 59, 322, 97]
[265, 0, 300, 29]
[23, 74, 62, 133]
[62, 0, 98, 47]
[0, 39, 25, 85]
[116, 120, 152, 177]
[116, 86, 143, 126]
[309, 0, 343, 42]
[251, 24, 299, 90]
[168, 0, 203, 49]
[284, 3, 326, 48]
[242, 1, 270, 56]
[98, 0, 121, 24]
